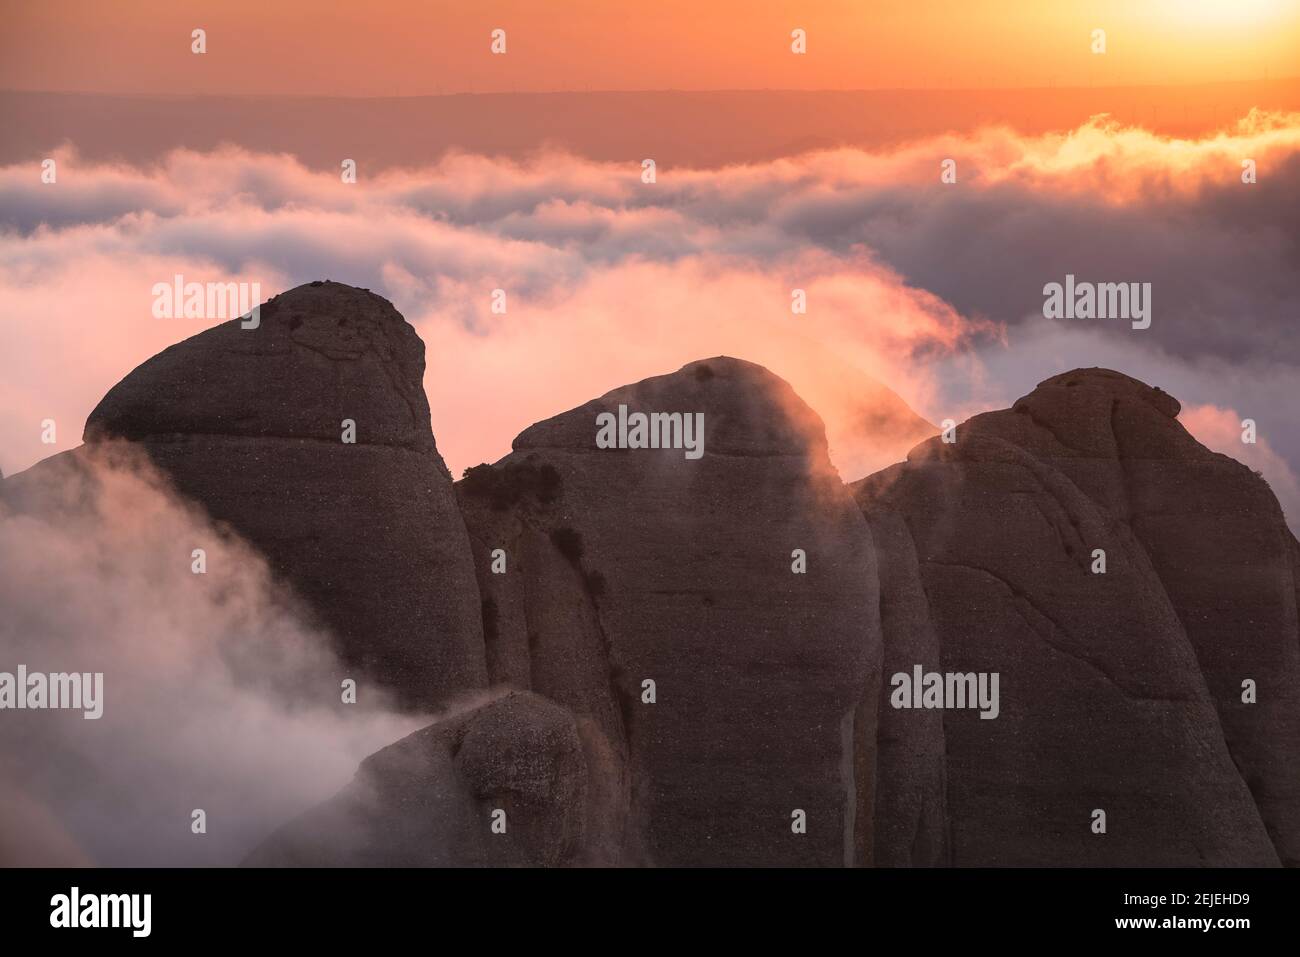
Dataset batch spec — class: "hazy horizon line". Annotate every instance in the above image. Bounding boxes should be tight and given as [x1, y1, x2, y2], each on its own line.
[6, 75, 1299, 101]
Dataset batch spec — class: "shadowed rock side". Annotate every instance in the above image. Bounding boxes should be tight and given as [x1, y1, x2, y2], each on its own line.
[80, 280, 486, 709]
[1009, 370, 1300, 867]
[245, 692, 597, 866]
[855, 368, 1296, 866]
[456, 357, 881, 866]
[865, 510, 949, 867]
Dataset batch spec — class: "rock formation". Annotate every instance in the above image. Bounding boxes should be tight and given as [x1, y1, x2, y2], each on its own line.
[1018, 370, 1300, 868]
[455, 357, 881, 865]
[244, 352, 880, 867]
[856, 368, 1298, 866]
[79, 281, 486, 709]
[11, 281, 1298, 868]
[246, 691, 597, 867]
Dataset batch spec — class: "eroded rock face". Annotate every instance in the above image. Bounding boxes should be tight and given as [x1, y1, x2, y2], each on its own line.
[856, 368, 1295, 866]
[865, 507, 948, 867]
[245, 691, 596, 866]
[457, 357, 881, 865]
[82, 280, 486, 709]
[983, 369, 1300, 865]
[21, 305, 1298, 870]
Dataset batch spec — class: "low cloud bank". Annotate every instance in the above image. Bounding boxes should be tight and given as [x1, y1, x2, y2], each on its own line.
[2, 111, 1298, 515]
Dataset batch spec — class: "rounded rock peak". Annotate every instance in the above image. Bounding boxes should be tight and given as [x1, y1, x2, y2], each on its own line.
[263, 280, 404, 331]
[1034, 367, 1181, 418]
[84, 280, 435, 450]
[513, 355, 834, 461]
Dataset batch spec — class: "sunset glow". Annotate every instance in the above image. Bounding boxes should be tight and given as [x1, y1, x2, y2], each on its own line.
[4, 0, 1300, 908]
[2, 0, 1298, 95]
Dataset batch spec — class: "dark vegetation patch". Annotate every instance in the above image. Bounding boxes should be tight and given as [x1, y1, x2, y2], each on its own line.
[460, 458, 561, 511]
[550, 526, 584, 567]
[549, 527, 606, 602]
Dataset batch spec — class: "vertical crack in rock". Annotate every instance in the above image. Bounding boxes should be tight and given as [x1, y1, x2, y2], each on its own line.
[840, 706, 857, 867]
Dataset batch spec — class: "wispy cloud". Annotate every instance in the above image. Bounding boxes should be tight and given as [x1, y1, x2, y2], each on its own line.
[0, 443, 427, 865]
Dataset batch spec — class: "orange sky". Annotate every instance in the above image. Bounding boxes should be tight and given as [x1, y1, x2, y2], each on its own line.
[2, 0, 1298, 96]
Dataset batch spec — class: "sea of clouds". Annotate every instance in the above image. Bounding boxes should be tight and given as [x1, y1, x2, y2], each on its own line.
[2, 111, 1299, 514]
[3, 111, 1299, 512]
[2, 110, 1300, 864]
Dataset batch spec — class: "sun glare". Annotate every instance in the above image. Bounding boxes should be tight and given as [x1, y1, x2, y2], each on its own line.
[1159, 0, 1289, 27]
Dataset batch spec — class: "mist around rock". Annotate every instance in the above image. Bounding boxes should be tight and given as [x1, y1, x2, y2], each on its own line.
[0, 441, 428, 866]
[2, 282, 1298, 869]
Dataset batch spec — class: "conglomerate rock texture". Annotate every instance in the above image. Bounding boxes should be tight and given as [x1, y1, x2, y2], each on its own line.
[854, 369, 1290, 866]
[455, 356, 881, 865]
[81, 281, 487, 710]
[16, 282, 1296, 867]
[245, 691, 597, 867]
